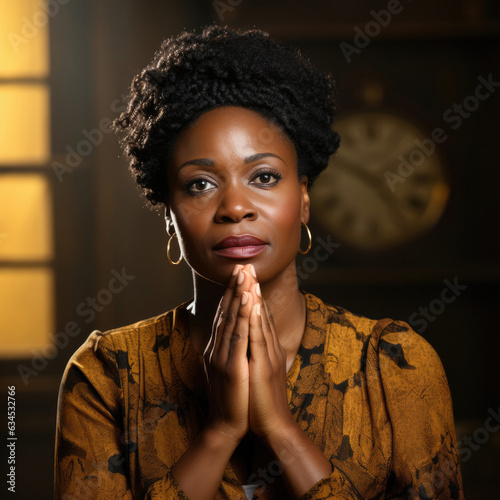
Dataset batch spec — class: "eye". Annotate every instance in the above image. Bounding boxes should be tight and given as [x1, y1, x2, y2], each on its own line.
[251, 168, 282, 187]
[185, 178, 217, 195]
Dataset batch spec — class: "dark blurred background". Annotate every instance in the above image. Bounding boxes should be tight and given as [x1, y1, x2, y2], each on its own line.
[1, 0, 499, 498]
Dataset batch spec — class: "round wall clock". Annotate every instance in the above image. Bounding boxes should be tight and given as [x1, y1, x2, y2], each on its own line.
[310, 112, 450, 251]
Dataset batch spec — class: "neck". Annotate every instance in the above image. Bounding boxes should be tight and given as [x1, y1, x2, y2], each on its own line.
[186, 261, 306, 356]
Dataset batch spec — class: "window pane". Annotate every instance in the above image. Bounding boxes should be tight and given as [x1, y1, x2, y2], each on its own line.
[0, 267, 54, 357]
[0, 174, 53, 261]
[0, 0, 49, 78]
[0, 84, 50, 165]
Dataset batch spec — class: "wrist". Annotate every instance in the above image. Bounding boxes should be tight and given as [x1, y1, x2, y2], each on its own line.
[202, 422, 243, 451]
[261, 417, 299, 449]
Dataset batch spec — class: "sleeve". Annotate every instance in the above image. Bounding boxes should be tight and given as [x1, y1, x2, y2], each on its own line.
[294, 319, 465, 500]
[298, 467, 364, 500]
[376, 321, 465, 500]
[54, 330, 190, 500]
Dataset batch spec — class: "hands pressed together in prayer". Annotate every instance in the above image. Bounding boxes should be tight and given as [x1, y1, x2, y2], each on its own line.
[203, 263, 294, 444]
[172, 263, 332, 499]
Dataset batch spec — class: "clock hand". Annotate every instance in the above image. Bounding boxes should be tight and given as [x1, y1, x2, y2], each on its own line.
[333, 158, 412, 229]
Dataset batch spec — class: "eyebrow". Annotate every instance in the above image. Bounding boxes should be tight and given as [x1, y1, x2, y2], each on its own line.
[177, 152, 286, 173]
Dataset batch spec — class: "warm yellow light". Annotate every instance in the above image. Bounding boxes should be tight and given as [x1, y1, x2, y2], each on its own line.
[0, 0, 50, 78]
[0, 174, 53, 261]
[0, 267, 54, 357]
[0, 84, 50, 165]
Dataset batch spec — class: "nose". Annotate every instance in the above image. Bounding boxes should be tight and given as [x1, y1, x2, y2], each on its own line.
[214, 181, 256, 223]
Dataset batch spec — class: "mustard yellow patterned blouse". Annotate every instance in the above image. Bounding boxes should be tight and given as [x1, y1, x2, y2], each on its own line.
[55, 292, 464, 499]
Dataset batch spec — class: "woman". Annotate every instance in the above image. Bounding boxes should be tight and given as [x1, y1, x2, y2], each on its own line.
[55, 24, 464, 499]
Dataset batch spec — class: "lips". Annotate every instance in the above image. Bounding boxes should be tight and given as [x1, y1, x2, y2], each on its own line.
[214, 235, 266, 249]
[213, 235, 267, 259]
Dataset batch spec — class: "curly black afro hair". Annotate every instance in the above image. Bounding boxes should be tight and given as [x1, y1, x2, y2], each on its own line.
[113, 24, 340, 208]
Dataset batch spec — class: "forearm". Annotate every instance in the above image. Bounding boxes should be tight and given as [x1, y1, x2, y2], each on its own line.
[171, 425, 240, 500]
[262, 420, 333, 499]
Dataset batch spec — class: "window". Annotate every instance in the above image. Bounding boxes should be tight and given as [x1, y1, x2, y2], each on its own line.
[0, 1, 54, 357]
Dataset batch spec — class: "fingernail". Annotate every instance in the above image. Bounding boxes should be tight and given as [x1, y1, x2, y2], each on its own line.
[255, 283, 262, 297]
[256, 303, 261, 316]
[250, 265, 257, 278]
[232, 265, 241, 276]
[241, 291, 249, 305]
[237, 270, 245, 285]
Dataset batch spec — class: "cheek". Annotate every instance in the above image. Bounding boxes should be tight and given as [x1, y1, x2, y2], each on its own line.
[170, 189, 212, 230]
[169, 204, 207, 257]
[268, 190, 302, 245]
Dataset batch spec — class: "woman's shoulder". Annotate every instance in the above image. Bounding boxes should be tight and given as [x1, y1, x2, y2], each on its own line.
[303, 291, 440, 367]
[68, 299, 192, 364]
[304, 292, 452, 423]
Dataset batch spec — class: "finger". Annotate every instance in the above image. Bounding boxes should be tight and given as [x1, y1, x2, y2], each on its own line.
[243, 264, 258, 284]
[248, 283, 279, 363]
[260, 300, 288, 378]
[212, 265, 247, 354]
[204, 295, 224, 362]
[261, 298, 280, 361]
[244, 263, 258, 285]
[215, 264, 244, 333]
[249, 282, 262, 306]
[249, 301, 269, 364]
[205, 264, 242, 362]
[265, 301, 288, 374]
[216, 268, 253, 361]
[225, 290, 253, 366]
[248, 283, 262, 360]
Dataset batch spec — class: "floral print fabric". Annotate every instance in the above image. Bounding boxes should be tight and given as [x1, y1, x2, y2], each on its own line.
[55, 292, 464, 499]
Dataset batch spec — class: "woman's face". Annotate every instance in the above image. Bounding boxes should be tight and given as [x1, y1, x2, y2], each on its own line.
[166, 105, 309, 285]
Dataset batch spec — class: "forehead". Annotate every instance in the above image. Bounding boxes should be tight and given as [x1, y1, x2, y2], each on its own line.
[171, 105, 297, 160]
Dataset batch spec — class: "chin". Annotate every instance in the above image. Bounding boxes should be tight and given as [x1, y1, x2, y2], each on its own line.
[192, 265, 232, 287]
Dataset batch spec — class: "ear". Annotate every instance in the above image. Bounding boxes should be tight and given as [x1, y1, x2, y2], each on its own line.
[164, 206, 173, 236]
[300, 176, 310, 225]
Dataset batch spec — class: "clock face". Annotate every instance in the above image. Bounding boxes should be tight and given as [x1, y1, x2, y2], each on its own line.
[310, 112, 450, 251]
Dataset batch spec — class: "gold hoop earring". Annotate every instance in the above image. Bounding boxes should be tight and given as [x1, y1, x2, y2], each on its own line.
[167, 233, 183, 265]
[298, 222, 312, 255]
